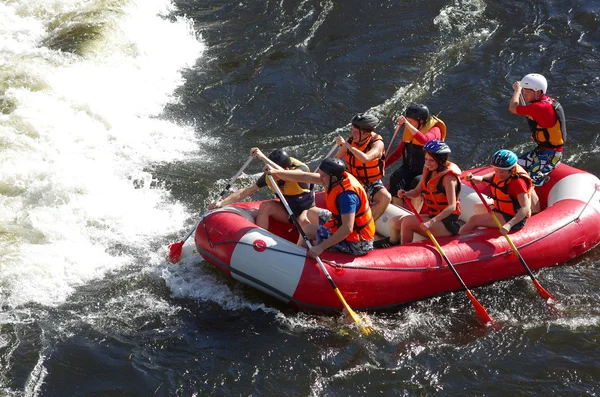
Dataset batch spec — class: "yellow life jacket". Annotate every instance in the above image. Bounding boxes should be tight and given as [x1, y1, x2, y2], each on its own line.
[265, 157, 315, 209]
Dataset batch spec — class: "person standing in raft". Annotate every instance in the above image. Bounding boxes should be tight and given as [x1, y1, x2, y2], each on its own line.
[209, 148, 315, 230]
[374, 140, 460, 248]
[386, 104, 446, 209]
[459, 150, 538, 235]
[509, 73, 567, 186]
[334, 113, 391, 221]
[267, 157, 375, 257]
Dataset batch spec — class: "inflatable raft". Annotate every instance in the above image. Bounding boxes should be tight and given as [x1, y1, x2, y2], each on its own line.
[195, 164, 600, 312]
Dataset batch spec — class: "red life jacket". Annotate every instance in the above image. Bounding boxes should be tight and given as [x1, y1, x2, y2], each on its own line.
[345, 132, 385, 184]
[422, 161, 462, 217]
[324, 172, 375, 242]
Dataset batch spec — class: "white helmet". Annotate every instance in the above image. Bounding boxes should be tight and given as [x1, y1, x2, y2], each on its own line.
[520, 73, 547, 94]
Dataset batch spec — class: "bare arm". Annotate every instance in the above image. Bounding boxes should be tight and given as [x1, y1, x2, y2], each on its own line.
[251, 147, 283, 171]
[466, 171, 495, 183]
[430, 175, 459, 224]
[509, 81, 522, 114]
[210, 184, 260, 209]
[344, 139, 384, 164]
[502, 192, 531, 233]
[309, 212, 354, 257]
[268, 168, 321, 185]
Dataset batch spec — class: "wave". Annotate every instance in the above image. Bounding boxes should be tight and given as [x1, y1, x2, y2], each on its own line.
[0, 0, 204, 308]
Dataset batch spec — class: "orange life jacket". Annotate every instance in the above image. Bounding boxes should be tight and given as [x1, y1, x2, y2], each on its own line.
[422, 161, 462, 217]
[345, 131, 385, 184]
[324, 172, 375, 242]
[526, 97, 567, 148]
[490, 165, 533, 217]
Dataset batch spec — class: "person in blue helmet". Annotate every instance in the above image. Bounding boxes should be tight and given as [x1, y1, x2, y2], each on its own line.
[374, 140, 461, 248]
[460, 149, 539, 235]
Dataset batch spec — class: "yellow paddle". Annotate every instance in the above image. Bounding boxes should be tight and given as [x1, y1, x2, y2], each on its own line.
[267, 174, 373, 336]
[404, 200, 496, 327]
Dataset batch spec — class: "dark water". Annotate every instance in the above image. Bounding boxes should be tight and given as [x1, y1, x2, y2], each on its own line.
[1, 0, 600, 396]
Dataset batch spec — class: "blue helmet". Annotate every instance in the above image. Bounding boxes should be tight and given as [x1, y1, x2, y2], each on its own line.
[491, 149, 518, 170]
[423, 139, 451, 155]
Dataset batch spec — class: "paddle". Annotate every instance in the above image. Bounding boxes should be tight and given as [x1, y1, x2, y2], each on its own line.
[266, 174, 373, 336]
[469, 181, 556, 303]
[404, 200, 496, 327]
[385, 122, 403, 157]
[315, 143, 340, 172]
[168, 156, 254, 264]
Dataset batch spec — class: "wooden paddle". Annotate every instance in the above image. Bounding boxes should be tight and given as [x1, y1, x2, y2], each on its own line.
[385, 122, 403, 157]
[266, 174, 373, 336]
[168, 156, 254, 264]
[469, 181, 556, 303]
[404, 200, 496, 327]
[315, 143, 340, 172]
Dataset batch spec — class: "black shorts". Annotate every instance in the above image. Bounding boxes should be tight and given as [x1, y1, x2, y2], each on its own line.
[494, 210, 527, 232]
[287, 203, 315, 223]
[441, 213, 460, 235]
[390, 165, 421, 196]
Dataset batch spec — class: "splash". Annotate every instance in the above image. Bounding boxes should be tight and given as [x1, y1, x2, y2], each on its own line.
[0, 0, 205, 308]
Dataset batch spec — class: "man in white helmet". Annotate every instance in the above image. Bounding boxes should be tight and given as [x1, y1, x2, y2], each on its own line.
[509, 73, 567, 186]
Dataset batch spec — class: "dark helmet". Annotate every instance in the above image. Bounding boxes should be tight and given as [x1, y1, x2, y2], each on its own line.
[351, 113, 379, 130]
[405, 104, 430, 122]
[319, 157, 346, 179]
[268, 149, 292, 168]
[491, 149, 518, 170]
[423, 139, 451, 155]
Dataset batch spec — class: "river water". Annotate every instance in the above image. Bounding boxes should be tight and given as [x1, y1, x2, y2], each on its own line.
[1, 0, 599, 395]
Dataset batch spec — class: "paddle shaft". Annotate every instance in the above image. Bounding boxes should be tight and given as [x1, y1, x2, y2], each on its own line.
[469, 181, 537, 279]
[266, 174, 372, 335]
[385, 123, 403, 157]
[315, 143, 340, 173]
[404, 201, 469, 290]
[266, 174, 337, 290]
[168, 156, 254, 263]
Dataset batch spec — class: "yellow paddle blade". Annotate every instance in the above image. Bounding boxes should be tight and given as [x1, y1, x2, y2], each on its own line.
[335, 289, 373, 336]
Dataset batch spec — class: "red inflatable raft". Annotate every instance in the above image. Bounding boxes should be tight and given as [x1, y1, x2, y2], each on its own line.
[195, 164, 600, 312]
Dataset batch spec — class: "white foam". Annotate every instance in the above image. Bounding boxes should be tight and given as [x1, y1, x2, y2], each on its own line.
[0, 0, 205, 307]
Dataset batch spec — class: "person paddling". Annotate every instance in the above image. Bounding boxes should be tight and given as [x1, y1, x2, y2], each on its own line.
[509, 73, 567, 186]
[386, 104, 446, 209]
[209, 148, 315, 230]
[459, 150, 539, 235]
[375, 140, 460, 248]
[334, 113, 392, 221]
[268, 158, 375, 257]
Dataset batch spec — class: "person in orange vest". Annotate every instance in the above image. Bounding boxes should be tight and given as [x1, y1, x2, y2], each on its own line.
[509, 73, 567, 186]
[334, 113, 391, 221]
[209, 148, 315, 230]
[459, 149, 538, 234]
[374, 140, 461, 248]
[386, 104, 446, 209]
[267, 157, 375, 257]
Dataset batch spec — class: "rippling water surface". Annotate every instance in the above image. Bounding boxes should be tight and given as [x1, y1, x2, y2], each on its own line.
[1, 0, 599, 395]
